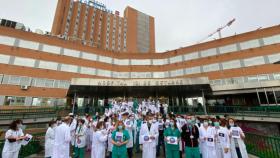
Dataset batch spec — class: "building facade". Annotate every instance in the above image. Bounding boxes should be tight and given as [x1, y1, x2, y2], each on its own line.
[51, 0, 155, 53]
[1, 25, 280, 107]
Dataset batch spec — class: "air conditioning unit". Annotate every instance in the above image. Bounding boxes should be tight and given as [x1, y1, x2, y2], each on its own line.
[20, 85, 29, 90]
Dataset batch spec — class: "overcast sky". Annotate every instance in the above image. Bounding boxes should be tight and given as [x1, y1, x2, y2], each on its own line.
[0, 0, 280, 52]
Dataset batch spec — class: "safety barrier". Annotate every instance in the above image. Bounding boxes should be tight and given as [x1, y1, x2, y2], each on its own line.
[246, 133, 280, 158]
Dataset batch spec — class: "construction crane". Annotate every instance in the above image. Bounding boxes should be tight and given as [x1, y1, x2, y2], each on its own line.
[197, 18, 236, 43]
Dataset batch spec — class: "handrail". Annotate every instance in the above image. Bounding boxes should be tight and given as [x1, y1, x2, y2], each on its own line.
[245, 133, 280, 158]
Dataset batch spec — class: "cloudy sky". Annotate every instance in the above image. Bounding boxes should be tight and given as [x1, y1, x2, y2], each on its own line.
[0, 0, 280, 52]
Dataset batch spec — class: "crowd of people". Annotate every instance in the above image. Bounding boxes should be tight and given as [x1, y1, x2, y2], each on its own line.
[1, 99, 249, 158]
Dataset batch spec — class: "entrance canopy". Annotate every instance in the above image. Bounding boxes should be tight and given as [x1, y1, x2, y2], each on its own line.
[67, 77, 212, 98]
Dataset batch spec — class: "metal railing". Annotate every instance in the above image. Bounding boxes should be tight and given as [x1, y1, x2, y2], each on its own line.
[0, 132, 45, 158]
[168, 105, 280, 117]
[246, 133, 280, 158]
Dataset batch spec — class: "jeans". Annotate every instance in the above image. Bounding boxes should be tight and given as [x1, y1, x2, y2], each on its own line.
[235, 147, 242, 158]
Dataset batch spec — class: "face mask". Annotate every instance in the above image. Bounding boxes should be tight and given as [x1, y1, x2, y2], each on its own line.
[187, 119, 192, 124]
[17, 124, 23, 129]
[196, 120, 200, 124]
[148, 120, 153, 124]
[53, 124, 57, 128]
[203, 122, 208, 127]
[118, 126, 123, 130]
[214, 122, 220, 127]
[170, 122, 174, 127]
[229, 123, 234, 127]
[191, 117, 195, 121]
[152, 119, 157, 123]
[130, 117, 134, 121]
[208, 121, 212, 125]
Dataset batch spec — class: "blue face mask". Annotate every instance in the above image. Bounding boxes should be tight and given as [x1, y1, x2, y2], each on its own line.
[118, 126, 123, 130]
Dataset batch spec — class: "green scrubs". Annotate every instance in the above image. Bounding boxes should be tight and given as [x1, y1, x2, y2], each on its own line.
[74, 147, 85, 158]
[112, 129, 130, 158]
[164, 127, 181, 158]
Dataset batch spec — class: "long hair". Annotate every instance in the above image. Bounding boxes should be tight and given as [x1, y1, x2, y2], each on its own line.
[171, 118, 178, 129]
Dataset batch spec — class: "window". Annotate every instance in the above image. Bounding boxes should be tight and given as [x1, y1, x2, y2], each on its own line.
[200, 48, 217, 57]
[8, 75, 21, 85]
[45, 79, 55, 88]
[60, 64, 78, 73]
[80, 67, 96, 75]
[130, 59, 151, 65]
[240, 39, 260, 50]
[33, 78, 46, 87]
[258, 74, 269, 81]
[203, 63, 219, 72]
[0, 35, 15, 46]
[82, 52, 97, 61]
[222, 60, 241, 70]
[38, 60, 58, 70]
[267, 53, 280, 64]
[113, 59, 129, 65]
[112, 72, 129, 78]
[131, 72, 152, 78]
[42, 44, 61, 54]
[153, 72, 168, 78]
[169, 55, 183, 64]
[185, 66, 201, 75]
[263, 34, 280, 45]
[19, 77, 31, 86]
[184, 52, 199, 61]
[14, 57, 35, 67]
[97, 69, 111, 77]
[152, 59, 168, 65]
[170, 69, 184, 77]
[5, 96, 25, 106]
[244, 56, 265, 67]
[247, 76, 258, 82]
[64, 49, 80, 58]
[219, 44, 237, 54]
[0, 54, 10, 64]
[99, 56, 112, 64]
[273, 73, 280, 80]
[19, 40, 39, 50]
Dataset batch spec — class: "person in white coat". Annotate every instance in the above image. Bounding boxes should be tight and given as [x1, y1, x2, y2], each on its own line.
[139, 115, 159, 158]
[199, 120, 216, 158]
[91, 121, 108, 158]
[123, 113, 136, 158]
[228, 118, 248, 158]
[213, 119, 231, 158]
[45, 120, 57, 158]
[2, 119, 26, 158]
[52, 116, 72, 158]
[74, 119, 87, 158]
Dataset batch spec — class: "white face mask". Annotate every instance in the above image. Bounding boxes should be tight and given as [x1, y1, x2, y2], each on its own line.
[17, 124, 23, 129]
[203, 122, 208, 127]
[148, 120, 153, 124]
[229, 123, 234, 127]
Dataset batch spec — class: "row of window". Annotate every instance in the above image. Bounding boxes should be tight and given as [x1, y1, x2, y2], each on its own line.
[210, 73, 280, 86]
[2, 95, 66, 106]
[0, 52, 278, 78]
[1, 33, 280, 66]
[0, 74, 70, 89]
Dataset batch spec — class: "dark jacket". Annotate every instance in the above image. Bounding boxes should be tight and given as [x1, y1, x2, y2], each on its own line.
[181, 124, 200, 147]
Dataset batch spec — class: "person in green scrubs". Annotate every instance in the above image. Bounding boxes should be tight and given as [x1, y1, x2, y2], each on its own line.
[164, 118, 181, 158]
[135, 114, 143, 153]
[111, 120, 130, 158]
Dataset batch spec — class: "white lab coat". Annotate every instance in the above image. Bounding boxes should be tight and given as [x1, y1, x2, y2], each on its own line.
[52, 123, 71, 158]
[91, 130, 108, 158]
[45, 127, 55, 158]
[2, 129, 24, 158]
[199, 126, 216, 158]
[229, 126, 249, 158]
[214, 127, 231, 158]
[75, 125, 87, 148]
[125, 119, 136, 148]
[139, 122, 159, 158]
[70, 119, 77, 146]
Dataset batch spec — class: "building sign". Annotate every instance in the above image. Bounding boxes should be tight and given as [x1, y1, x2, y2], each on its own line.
[71, 77, 209, 87]
[77, 0, 113, 14]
